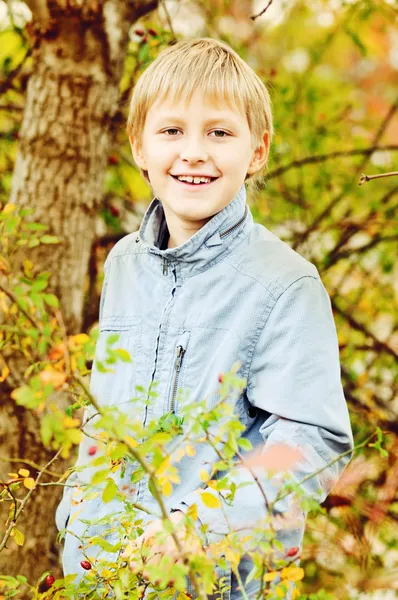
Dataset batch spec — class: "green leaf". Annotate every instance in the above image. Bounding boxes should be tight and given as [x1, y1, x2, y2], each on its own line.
[105, 333, 120, 346]
[113, 348, 131, 362]
[91, 469, 109, 485]
[25, 222, 48, 231]
[237, 438, 253, 451]
[43, 293, 59, 308]
[40, 234, 61, 244]
[102, 479, 118, 503]
[31, 279, 48, 292]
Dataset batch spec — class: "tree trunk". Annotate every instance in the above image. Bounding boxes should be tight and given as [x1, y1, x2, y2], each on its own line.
[0, 0, 157, 585]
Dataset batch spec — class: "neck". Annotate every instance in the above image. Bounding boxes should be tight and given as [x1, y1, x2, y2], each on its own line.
[164, 210, 212, 249]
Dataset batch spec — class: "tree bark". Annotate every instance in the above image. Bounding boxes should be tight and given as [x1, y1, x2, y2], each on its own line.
[0, 0, 158, 585]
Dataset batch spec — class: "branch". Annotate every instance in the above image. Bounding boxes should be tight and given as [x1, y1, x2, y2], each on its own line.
[0, 447, 63, 553]
[0, 282, 40, 329]
[0, 456, 62, 478]
[72, 372, 207, 600]
[359, 171, 398, 185]
[250, 0, 273, 21]
[291, 95, 398, 250]
[267, 145, 398, 181]
[331, 298, 398, 361]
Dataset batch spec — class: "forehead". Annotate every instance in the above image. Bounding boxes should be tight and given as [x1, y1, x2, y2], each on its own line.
[145, 89, 247, 126]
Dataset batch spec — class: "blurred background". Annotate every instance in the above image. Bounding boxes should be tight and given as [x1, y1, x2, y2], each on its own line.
[0, 0, 397, 598]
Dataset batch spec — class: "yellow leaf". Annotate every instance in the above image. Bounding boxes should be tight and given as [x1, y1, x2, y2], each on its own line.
[100, 568, 112, 578]
[173, 447, 185, 462]
[163, 480, 172, 496]
[187, 503, 198, 521]
[23, 477, 35, 490]
[263, 571, 278, 582]
[225, 547, 240, 567]
[276, 586, 286, 598]
[125, 436, 139, 448]
[69, 333, 90, 345]
[186, 444, 196, 457]
[280, 567, 304, 582]
[0, 365, 10, 382]
[200, 469, 210, 482]
[3, 203, 16, 214]
[18, 468, 30, 477]
[63, 416, 81, 429]
[69, 507, 84, 525]
[12, 528, 25, 546]
[200, 491, 220, 509]
[8, 472, 19, 478]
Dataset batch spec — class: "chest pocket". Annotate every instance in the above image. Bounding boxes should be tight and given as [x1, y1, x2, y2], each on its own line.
[90, 316, 142, 411]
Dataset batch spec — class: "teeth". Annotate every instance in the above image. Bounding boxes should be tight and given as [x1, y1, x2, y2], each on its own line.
[176, 175, 212, 184]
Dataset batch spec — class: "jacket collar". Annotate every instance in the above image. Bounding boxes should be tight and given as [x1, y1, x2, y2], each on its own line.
[137, 183, 253, 278]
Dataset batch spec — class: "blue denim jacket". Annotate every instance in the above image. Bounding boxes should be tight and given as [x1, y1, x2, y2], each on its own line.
[56, 183, 354, 598]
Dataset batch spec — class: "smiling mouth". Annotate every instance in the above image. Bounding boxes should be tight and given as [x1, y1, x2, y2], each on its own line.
[170, 174, 219, 187]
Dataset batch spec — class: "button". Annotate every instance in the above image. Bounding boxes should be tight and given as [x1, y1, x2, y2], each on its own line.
[247, 405, 257, 418]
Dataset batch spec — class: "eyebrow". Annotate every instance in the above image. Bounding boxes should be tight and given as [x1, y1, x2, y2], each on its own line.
[153, 115, 239, 128]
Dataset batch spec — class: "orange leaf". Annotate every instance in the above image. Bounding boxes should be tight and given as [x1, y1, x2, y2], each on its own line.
[244, 443, 303, 474]
[39, 369, 67, 388]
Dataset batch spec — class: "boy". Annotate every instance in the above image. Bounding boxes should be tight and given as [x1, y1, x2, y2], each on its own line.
[56, 38, 354, 599]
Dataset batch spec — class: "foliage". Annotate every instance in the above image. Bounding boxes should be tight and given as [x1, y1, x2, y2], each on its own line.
[0, 0, 397, 599]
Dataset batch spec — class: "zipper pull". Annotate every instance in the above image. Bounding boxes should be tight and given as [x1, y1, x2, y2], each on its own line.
[163, 257, 168, 276]
[175, 345, 184, 370]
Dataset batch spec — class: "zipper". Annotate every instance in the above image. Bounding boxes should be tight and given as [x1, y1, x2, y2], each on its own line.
[220, 205, 248, 239]
[163, 257, 168, 275]
[169, 345, 186, 413]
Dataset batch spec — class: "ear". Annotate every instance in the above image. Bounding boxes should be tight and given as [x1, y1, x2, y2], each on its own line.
[129, 135, 148, 171]
[247, 130, 270, 176]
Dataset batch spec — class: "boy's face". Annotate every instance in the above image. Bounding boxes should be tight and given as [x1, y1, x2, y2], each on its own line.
[130, 89, 269, 244]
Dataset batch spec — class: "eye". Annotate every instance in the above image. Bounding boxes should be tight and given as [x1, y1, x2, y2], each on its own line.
[163, 128, 181, 135]
[210, 130, 229, 138]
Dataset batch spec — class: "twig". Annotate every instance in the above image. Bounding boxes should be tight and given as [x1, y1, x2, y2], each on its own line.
[0, 456, 62, 478]
[274, 430, 379, 506]
[292, 96, 398, 250]
[250, 0, 273, 21]
[359, 171, 398, 185]
[331, 299, 398, 361]
[0, 447, 63, 552]
[267, 145, 398, 181]
[72, 372, 208, 600]
[0, 282, 40, 329]
[54, 308, 72, 379]
[160, 0, 176, 41]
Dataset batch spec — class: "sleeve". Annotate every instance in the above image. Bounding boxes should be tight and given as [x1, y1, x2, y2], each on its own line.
[170, 275, 354, 551]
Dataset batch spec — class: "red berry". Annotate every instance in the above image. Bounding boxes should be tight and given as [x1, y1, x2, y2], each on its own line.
[108, 154, 119, 165]
[45, 575, 55, 587]
[218, 374, 223, 383]
[110, 206, 120, 217]
[80, 559, 92, 570]
[141, 35, 148, 44]
[148, 28, 157, 36]
[270, 67, 277, 77]
[286, 546, 299, 557]
[134, 28, 145, 36]
[88, 445, 97, 456]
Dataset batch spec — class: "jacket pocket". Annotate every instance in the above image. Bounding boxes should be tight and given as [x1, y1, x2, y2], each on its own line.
[91, 316, 142, 410]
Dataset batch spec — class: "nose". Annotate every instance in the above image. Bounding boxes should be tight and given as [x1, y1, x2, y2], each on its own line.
[180, 136, 208, 164]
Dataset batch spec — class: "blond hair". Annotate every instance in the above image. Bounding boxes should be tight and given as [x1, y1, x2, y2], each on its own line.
[126, 38, 273, 192]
